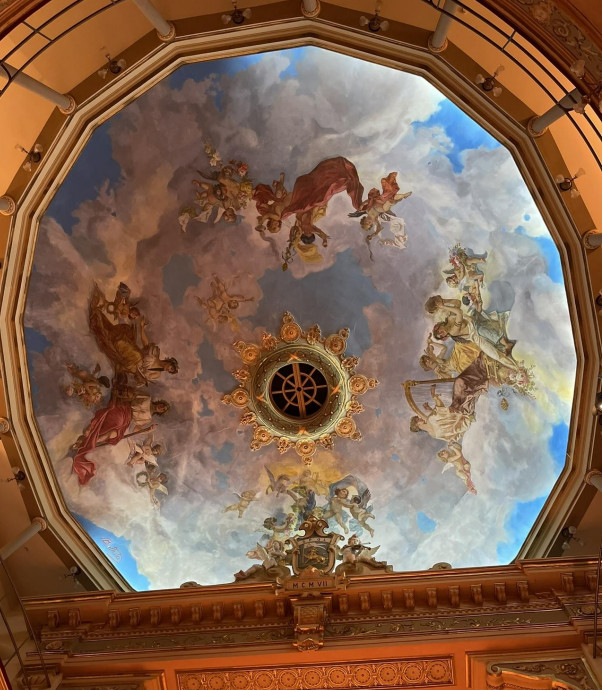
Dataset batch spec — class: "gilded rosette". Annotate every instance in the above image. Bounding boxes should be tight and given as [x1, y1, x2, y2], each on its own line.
[222, 313, 377, 463]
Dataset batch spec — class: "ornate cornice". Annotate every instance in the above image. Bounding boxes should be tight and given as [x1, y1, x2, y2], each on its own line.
[22, 558, 602, 655]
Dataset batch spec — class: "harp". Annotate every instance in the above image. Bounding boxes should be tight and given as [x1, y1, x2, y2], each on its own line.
[402, 377, 456, 417]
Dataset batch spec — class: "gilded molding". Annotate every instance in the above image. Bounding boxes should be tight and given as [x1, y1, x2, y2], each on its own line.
[494, 0, 602, 81]
[178, 658, 453, 690]
[487, 658, 596, 690]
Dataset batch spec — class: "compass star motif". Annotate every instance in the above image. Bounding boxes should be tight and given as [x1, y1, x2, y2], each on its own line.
[221, 312, 378, 463]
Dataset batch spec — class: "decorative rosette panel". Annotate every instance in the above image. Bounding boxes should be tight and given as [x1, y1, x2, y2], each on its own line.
[222, 312, 378, 463]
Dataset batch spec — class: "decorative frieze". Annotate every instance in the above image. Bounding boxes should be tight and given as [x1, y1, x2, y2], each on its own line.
[178, 657, 454, 690]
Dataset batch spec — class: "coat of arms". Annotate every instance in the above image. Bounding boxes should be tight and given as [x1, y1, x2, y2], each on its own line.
[286, 515, 343, 575]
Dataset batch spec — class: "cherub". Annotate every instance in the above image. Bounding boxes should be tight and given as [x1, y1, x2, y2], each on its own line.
[349, 490, 375, 537]
[409, 384, 473, 443]
[322, 487, 353, 534]
[444, 245, 487, 289]
[223, 490, 260, 518]
[126, 435, 163, 469]
[339, 534, 381, 564]
[64, 363, 110, 408]
[196, 274, 253, 331]
[295, 468, 327, 496]
[253, 172, 292, 235]
[437, 441, 477, 494]
[263, 514, 295, 542]
[349, 173, 412, 259]
[136, 469, 168, 507]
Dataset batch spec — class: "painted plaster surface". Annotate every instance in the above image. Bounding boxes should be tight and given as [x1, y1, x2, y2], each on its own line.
[23, 47, 576, 589]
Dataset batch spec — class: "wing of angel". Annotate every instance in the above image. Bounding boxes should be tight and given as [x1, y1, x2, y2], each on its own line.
[155, 485, 168, 496]
[359, 488, 371, 509]
[232, 492, 242, 500]
[196, 169, 219, 181]
[441, 462, 455, 474]
[92, 363, 101, 375]
[361, 545, 380, 558]
[255, 543, 269, 561]
[264, 466, 276, 492]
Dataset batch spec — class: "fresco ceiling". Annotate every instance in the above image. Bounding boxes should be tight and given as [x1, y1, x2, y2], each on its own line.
[23, 47, 577, 590]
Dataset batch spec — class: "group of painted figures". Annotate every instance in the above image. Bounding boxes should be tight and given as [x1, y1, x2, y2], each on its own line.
[179, 145, 411, 266]
[224, 469, 386, 580]
[64, 283, 178, 506]
[405, 244, 536, 494]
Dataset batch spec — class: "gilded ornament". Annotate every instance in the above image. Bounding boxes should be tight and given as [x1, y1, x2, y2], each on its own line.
[277, 437, 293, 454]
[240, 410, 256, 425]
[251, 426, 273, 449]
[280, 322, 302, 343]
[261, 332, 277, 350]
[241, 345, 260, 364]
[223, 313, 376, 460]
[324, 334, 346, 355]
[335, 416, 356, 438]
[229, 389, 249, 407]
[306, 324, 321, 344]
[347, 400, 364, 414]
[318, 435, 334, 450]
[349, 374, 369, 394]
[295, 438, 316, 458]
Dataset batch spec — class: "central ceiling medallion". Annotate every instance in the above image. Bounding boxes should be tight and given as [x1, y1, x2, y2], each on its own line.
[222, 312, 378, 463]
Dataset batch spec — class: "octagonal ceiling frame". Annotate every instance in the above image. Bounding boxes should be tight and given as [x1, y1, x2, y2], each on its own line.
[0, 17, 599, 590]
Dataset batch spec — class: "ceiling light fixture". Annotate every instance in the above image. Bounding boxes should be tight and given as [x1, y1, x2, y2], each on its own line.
[98, 54, 127, 80]
[221, 1, 252, 25]
[555, 168, 585, 198]
[568, 59, 602, 113]
[359, 1, 389, 32]
[5, 466, 27, 490]
[15, 143, 43, 172]
[561, 525, 584, 550]
[475, 65, 504, 97]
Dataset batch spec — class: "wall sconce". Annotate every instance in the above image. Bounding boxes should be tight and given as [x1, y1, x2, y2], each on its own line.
[555, 168, 585, 198]
[15, 143, 43, 172]
[568, 60, 602, 113]
[359, 1, 389, 32]
[475, 65, 504, 97]
[561, 526, 584, 550]
[98, 54, 127, 79]
[5, 466, 27, 491]
[222, 1, 252, 25]
[63, 565, 82, 580]
[595, 289, 602, 310]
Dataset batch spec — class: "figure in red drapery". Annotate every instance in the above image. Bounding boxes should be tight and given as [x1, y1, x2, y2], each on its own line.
[281, 156, 365, 219]
[71, 402, 132, 486]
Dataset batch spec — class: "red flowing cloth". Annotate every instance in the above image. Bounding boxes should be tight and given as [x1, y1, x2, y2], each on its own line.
[252, 183, 278, 216]
[363, 172, 400, 212]
[72, 403, 132, 486]
[281, 157, 365, 218]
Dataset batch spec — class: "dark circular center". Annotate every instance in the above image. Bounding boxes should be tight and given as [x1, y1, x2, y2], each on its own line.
[269, 362, 328, 419]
